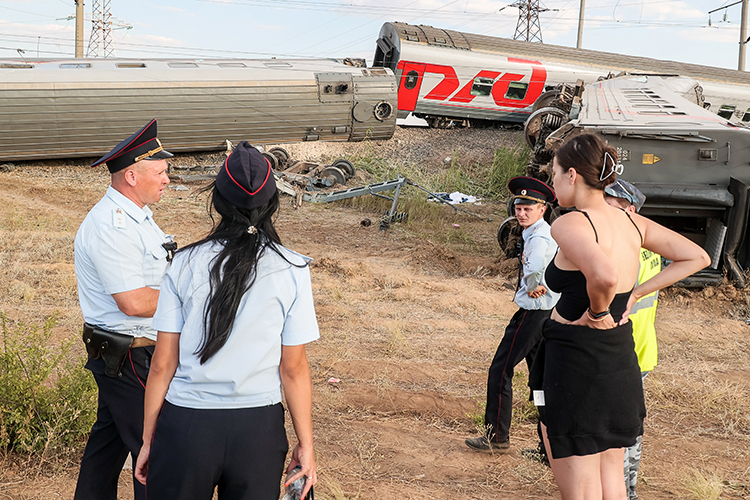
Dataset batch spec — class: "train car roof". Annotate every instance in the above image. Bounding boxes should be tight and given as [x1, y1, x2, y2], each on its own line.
[383, 22, 750, 87]
[0, 57, 380, 84]
[579, 75, 749, 131]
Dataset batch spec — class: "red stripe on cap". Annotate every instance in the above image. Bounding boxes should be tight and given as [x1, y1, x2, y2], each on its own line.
[107, 119, 157, 161]
[224, 156, 272, 197]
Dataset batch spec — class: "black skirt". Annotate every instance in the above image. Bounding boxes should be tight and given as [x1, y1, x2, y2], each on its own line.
[529, 319, 646, 459]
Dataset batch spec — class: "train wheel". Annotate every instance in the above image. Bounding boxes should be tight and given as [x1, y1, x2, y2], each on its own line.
[532, 89, 561, 113]
[524, 106, 568, 149]
[268, 147, 290, 168]
[332, 158, 355, 179]
[320, 166, 346, 186]
[262, 151, 279, 171]
[497, 216, 522, 259]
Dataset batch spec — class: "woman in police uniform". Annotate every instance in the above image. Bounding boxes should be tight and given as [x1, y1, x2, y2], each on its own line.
[134, 142, 318, 500]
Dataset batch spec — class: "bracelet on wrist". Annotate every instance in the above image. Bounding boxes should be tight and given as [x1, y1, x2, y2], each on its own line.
[587, 307, 610, 321]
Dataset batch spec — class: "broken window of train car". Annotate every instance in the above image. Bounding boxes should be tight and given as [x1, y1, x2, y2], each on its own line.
[470, 77, 494, 96]
[404, 70, 419, 90]
[60, 63, 91, 69]
[718, 105, 736, 119]
[505, 82, 528, 100]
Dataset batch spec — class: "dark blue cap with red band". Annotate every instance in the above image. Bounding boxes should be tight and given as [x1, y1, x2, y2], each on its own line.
[216, 142, 277, 210]
[508, 176, 556, 205]
[91, 119, 173, 173]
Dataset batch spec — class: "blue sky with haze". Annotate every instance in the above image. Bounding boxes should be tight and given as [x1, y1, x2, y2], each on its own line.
[0, 0, 744, 70]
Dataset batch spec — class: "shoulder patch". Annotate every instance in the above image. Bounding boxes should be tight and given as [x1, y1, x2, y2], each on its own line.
[113, 208, 127, 229]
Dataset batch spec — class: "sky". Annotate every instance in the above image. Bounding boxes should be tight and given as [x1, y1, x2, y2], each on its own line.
[0, 0, 746, 71]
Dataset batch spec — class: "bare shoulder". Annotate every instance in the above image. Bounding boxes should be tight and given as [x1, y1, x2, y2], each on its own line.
[550, 210, 589, 235]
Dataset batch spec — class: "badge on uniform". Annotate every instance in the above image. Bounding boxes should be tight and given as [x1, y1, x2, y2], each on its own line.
[113, 208, 126, 229]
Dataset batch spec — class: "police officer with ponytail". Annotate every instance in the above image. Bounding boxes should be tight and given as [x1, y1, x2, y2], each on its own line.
[135, 141, 319, 500]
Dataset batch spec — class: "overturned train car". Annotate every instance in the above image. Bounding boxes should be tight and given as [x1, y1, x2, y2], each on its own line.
[373, 22, 750, 127]
[525, 74, 750, 287]
[0, 58, 397, 161]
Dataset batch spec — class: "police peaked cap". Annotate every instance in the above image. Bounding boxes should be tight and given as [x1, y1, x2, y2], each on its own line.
[216, 141, 277, 210]
[91, 119, 173, 173]
[508, 176, 556, 205]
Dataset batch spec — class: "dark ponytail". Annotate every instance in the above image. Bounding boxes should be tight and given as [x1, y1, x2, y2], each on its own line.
[179, 184, 299, 364]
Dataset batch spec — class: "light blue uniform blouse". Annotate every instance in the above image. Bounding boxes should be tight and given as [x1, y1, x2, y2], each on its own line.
[74, 186, 169, 340]
[514, 217, 560, 311]
[152, 241, 320, 410]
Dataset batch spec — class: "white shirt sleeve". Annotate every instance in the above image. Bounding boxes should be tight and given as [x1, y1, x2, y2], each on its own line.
[90, 224, 147, 295]
[151, 270, 184, 334]
[280, 266, 320, 346]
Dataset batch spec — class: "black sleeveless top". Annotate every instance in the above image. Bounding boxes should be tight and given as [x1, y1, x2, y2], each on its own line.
[545, 209, 642, 322]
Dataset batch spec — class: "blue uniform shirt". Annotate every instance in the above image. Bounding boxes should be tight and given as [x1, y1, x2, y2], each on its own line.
[152, 241, 320, 410]
[514, 217, 560, 311]
[74, 186, 169, 340]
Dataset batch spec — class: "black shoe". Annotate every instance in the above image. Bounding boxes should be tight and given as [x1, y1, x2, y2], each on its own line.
[465, 436, 510, 453]
[521, 443, 550, 467]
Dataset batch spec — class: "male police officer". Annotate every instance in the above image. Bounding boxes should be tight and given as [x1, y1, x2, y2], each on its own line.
[74, 119, 173, 500]
[466, 177, 559, 452]
[604, 179, 660, 500]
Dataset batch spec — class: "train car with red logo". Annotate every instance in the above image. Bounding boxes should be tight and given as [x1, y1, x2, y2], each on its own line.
[373, 22, 750, 127]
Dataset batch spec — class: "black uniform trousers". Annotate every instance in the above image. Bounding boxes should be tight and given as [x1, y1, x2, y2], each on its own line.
[483, 308, 550, 443]
[74, 346, 153, 500]
[146, 401, 289, 500]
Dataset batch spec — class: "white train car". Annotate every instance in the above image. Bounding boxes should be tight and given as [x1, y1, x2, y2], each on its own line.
[373, 22, 750, 127]
[0, 58, 397, 161]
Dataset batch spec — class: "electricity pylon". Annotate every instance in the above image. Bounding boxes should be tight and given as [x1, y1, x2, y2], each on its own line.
[509, 0, 552, 43]
[85, 0, 131, 58]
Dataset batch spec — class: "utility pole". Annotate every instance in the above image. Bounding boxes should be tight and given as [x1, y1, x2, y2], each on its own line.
[740, 0, 748, 71]
[576, 0, 585, 48]
[509, 0, 553, 43]
[708, 0, 748, 71]
[75, 0, 84, 58]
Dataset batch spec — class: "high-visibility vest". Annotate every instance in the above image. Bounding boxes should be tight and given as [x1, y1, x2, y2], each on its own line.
[631, 249, 661, 372]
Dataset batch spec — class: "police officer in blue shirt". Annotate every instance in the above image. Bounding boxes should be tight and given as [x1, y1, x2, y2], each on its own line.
[73, 119, 173, 500]
[466, 176, 559, 453]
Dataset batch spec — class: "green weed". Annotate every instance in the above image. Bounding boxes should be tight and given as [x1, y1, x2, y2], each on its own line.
[0, 313, 97, 456]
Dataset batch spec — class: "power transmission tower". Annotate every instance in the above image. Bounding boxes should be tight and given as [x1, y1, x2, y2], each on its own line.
[86, 0, 113, 58]
[509, 0, 552, 43]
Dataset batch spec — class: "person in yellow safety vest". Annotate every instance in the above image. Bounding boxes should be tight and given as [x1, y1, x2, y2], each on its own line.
[604, 179, 660, 500]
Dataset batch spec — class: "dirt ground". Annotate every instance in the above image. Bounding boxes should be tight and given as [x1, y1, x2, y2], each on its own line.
[0, 127, 748, 499]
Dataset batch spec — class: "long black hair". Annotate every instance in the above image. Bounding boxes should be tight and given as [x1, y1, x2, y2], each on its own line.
[179, 183, 298, 364]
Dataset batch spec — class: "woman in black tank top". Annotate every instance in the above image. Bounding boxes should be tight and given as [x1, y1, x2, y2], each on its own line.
[530, 134, 710, 500]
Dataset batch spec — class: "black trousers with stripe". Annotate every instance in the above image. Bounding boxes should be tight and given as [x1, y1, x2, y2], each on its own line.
[146, 402, 289, 500]
[483, 308, 550, 443]
[75, 346, 153, 500]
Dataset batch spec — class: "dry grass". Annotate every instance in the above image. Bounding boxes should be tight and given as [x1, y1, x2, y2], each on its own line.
[682, 469, 724, 500]
[1, 132, 749, 499]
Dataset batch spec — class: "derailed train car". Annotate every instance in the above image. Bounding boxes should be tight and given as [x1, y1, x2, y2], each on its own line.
[518, 74, 750, 287]
[373, 22, 750, 127]
[0, 58, 397, 161]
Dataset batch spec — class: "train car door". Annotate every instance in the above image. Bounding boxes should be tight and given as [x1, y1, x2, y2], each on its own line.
[396, 62, 425, 113]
